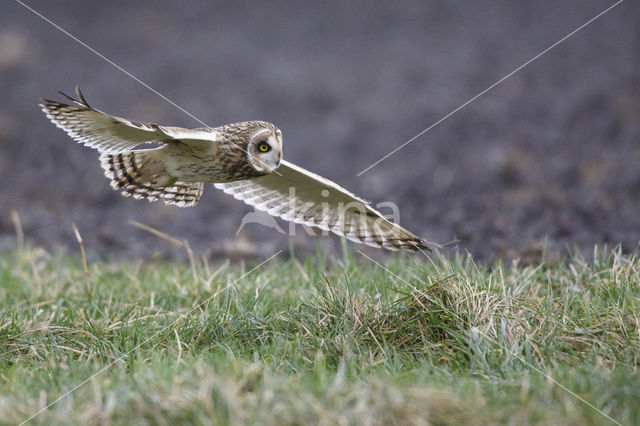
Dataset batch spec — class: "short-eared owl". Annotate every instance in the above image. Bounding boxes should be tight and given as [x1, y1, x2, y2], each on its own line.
[41, 88, 433, 251]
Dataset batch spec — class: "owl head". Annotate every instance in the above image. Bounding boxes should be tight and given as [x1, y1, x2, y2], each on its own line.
[244, 122, 283, 174]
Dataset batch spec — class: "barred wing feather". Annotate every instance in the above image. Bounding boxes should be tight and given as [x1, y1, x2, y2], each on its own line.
[40, 87, 217, 153]
[214, 160, 431, 251]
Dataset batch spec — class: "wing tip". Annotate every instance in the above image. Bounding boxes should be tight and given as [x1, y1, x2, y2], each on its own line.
[415, 238, 459, 252]
[410, 239, 433, 253]
[40, 87, 91, 120]
[75, 85, 90, 106]
[40, 86, 91, 111]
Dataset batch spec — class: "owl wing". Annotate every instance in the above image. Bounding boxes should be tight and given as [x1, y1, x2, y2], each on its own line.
[214, 160, 431, 251]
[40, 87, 217, 153]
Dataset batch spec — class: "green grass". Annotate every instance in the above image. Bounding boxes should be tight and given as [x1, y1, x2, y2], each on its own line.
[1, 243, 639, 425]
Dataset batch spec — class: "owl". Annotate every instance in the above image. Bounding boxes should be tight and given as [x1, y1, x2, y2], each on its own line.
[41, 88, 433, 252]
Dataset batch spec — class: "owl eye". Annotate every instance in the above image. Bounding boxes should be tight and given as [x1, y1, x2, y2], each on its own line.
[258, 142, 271, 152]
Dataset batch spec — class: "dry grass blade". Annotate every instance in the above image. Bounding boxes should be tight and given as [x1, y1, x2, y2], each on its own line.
[72, 223, 90, 283]
[128, 220, 185, 247]
[10, 210, 24, 247]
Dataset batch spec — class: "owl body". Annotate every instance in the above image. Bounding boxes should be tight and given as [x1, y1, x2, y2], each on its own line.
[41, 88, 435, 252]
[127, 120, 279, 184]
[159, 138, 254, 183]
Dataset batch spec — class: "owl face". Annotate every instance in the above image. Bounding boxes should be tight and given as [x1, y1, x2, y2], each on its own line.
[247, 125, 283, 173]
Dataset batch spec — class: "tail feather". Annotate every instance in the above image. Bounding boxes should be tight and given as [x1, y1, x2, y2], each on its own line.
[99, 151, 204, 207]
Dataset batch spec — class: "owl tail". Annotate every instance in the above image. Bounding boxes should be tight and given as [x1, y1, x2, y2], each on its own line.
[99, 151, 204, 207]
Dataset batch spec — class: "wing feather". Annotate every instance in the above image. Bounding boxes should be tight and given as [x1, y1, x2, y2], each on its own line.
[40, 87, 217, 153]
[215, 160, 431, 251]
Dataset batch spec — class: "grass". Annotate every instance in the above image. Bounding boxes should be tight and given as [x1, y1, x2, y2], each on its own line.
[0, 242, 639, 425]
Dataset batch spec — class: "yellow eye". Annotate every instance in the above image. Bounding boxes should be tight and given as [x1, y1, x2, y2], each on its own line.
[258, 142, 271, 152]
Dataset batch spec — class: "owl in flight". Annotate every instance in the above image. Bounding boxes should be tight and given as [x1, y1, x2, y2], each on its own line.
[41, 88, 433, 252]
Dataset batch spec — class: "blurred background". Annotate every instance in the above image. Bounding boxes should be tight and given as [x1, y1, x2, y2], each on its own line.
[0, 0, 638, 262]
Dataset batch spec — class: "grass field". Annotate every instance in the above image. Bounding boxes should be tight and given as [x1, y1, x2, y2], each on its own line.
[1, 243, 639, 425]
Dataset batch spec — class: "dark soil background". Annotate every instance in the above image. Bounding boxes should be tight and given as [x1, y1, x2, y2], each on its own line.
[1, 1, 638, 262]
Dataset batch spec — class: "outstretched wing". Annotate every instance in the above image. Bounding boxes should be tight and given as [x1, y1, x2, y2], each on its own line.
[40, 87, 218, 153]
[214, 160, 431, 251]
